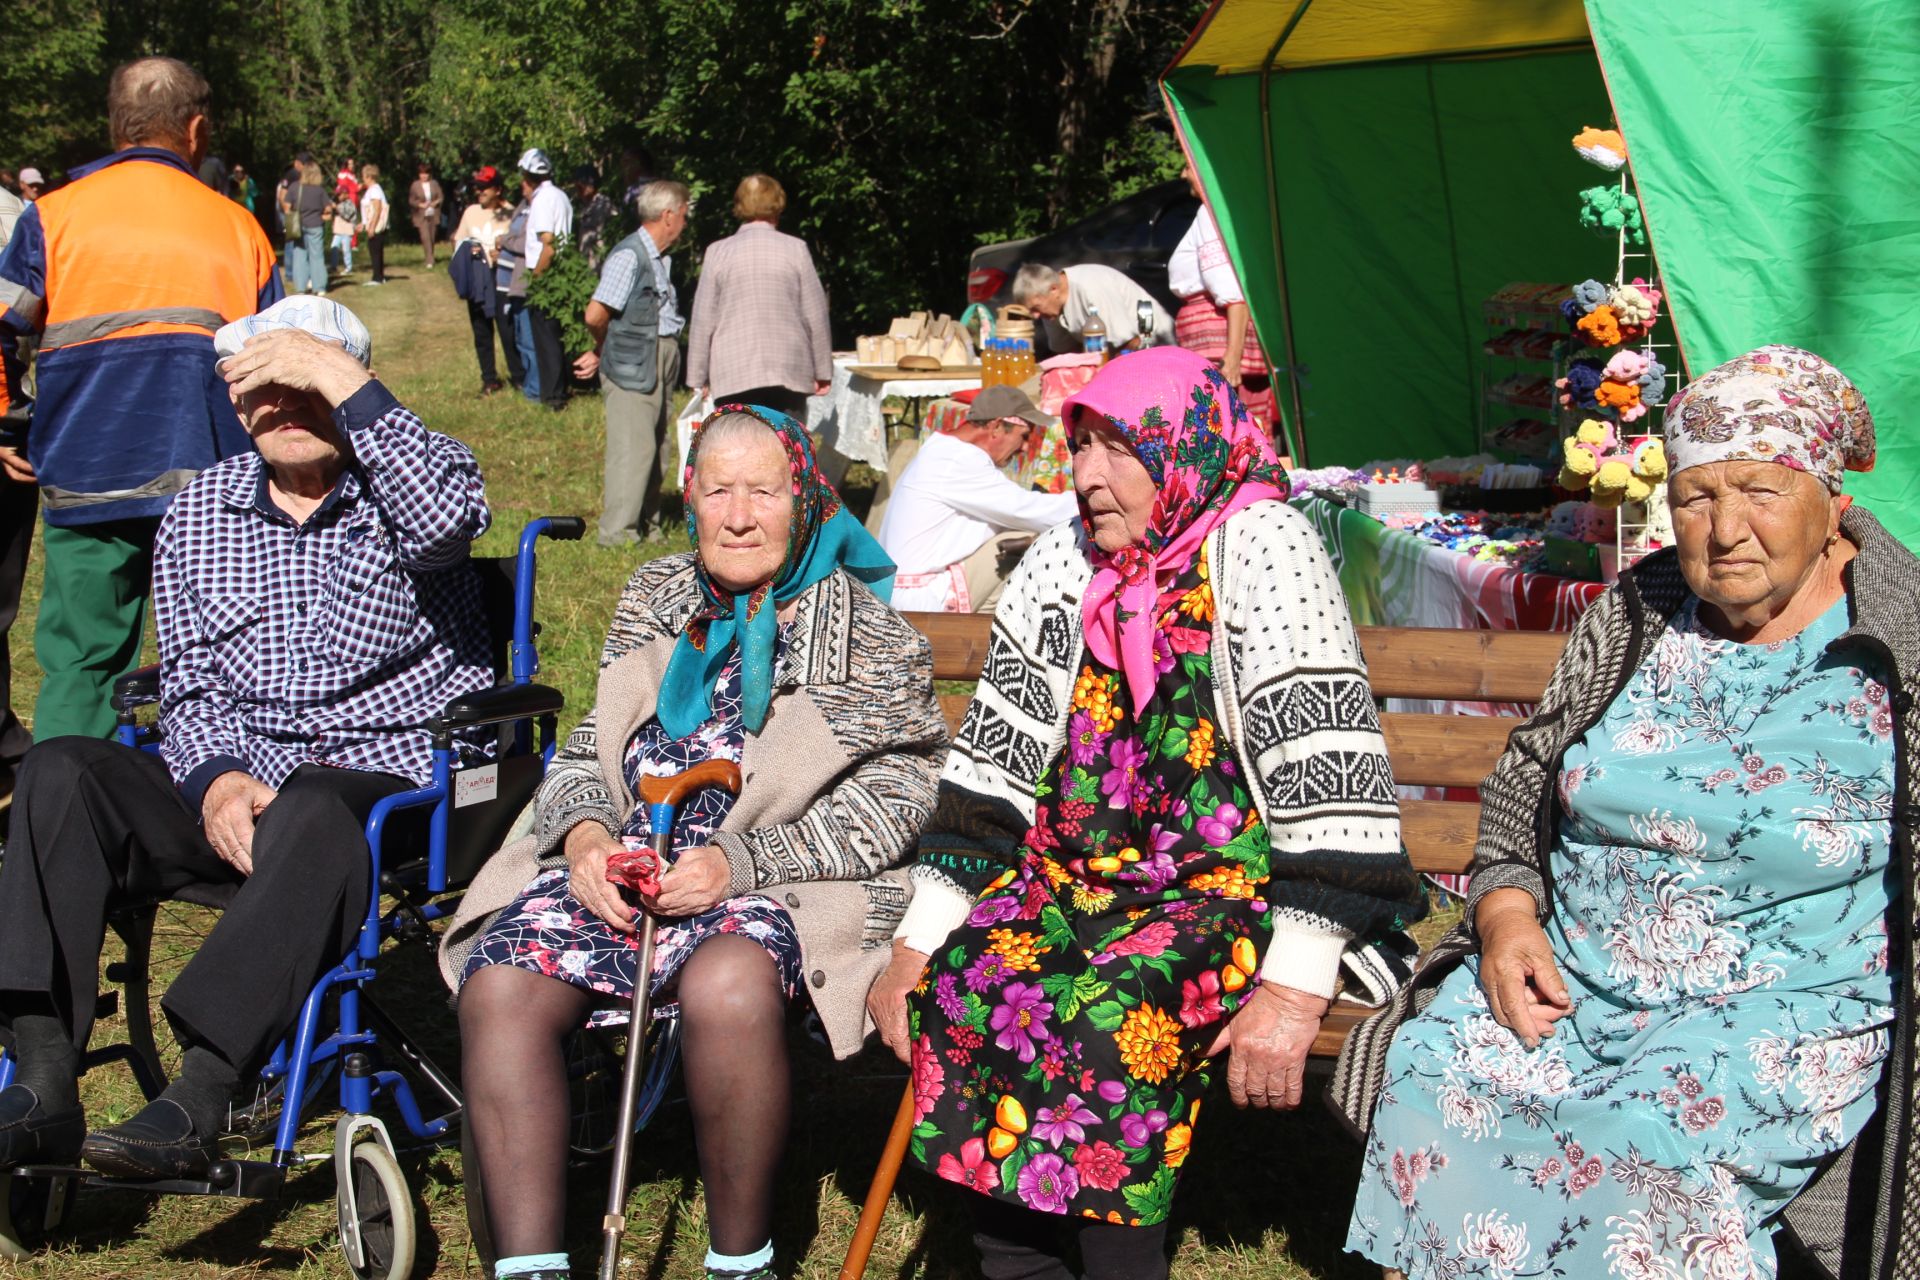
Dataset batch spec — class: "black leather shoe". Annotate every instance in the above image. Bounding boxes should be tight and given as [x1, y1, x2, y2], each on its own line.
[80, 1098, 215, 1180]
[0, 1084, 84, 1169]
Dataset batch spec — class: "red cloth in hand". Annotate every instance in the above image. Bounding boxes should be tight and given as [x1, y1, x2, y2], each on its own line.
[606, 847, 662, 897]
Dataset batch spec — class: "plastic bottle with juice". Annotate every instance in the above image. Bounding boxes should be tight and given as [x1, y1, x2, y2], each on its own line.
[1081, 305, 1107, 360]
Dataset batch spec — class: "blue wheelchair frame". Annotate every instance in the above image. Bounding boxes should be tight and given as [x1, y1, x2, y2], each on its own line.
[0, 516, 581, 1210]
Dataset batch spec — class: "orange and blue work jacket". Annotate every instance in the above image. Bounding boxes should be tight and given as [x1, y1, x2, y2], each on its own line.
[0, 147, 283, 526]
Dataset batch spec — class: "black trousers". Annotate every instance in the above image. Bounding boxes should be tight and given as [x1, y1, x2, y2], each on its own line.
[526, 303, 567, 406]
[0, 739, 414, 1071]
[493, 295, 528, 389]
[971, 1197, 1170, 1280]
[467, 299, 500, 387]
[724, 384, 809, 420]
[0, 478, 37, 777]
[367, 230, 386, 283]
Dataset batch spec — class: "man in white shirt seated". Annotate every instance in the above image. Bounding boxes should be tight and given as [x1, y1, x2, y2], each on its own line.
[879, 385, 1079, 614]
[1013, 261, 1174, 355]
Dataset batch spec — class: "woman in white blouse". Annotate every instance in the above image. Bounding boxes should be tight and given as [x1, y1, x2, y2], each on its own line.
[1168, 162, 1275, 429]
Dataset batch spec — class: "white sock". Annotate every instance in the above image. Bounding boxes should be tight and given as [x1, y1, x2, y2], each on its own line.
[703, 1241, 774, 1274]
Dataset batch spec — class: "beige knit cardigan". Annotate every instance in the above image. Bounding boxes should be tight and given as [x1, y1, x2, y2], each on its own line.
[439, 556, 948, 1059]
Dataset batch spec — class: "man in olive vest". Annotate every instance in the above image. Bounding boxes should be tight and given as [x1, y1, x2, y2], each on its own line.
[574, 179, 689, 547]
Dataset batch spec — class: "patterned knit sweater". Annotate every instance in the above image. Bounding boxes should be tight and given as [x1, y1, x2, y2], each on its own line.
[1330, 505, 1920, 1280]
[894, 500, 1426, 1001]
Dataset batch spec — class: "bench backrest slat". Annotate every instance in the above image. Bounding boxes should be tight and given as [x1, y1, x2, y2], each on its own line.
[907, 614, 1554, 880]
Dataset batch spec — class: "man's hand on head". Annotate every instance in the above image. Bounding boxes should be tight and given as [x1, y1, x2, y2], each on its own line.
[201, 770, 278, 876]
[220, 329, 372, 408]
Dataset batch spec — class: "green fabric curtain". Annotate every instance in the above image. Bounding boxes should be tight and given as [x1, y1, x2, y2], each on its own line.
[1165, 51, 1608, 466]
[1587, 1, 1920, 549]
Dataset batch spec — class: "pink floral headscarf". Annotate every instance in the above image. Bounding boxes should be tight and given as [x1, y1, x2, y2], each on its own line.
[1665, 345, 1876, 493]
[1061, 347, 1289, 717]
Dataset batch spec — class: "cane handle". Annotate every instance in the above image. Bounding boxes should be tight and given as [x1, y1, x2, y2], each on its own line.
[639, 759, 743, 810]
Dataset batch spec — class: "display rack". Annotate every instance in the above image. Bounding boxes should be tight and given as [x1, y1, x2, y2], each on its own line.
[1607, 167, 1681, 572]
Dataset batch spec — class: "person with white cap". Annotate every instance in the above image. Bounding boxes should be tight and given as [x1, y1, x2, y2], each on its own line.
[17, 169, 43, 202]
[0, 296, 495, 1184]
[878, 383, 1079, 613]
[518, 147, 573, 412]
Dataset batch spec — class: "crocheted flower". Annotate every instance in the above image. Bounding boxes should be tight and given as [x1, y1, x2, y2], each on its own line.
[1609, 282, 1658, 328]
[1575, 305, 1623, 348]
[1638, 356, 1669, 406]
[1571, 278, 1610, 311]
[1595, 378, 1645, 421]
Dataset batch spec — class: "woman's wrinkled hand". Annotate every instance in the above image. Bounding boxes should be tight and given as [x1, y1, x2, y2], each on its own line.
[1221, 982, 1328, 1110]
[649, 844, 731, 917]
[1475, 887, 1573, 1048]
[867, 941, 930, 1065]
[564, 821, 635, 934]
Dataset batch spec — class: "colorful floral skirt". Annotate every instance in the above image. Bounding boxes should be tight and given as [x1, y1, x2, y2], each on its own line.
[462, 865, 802, 1028]
[907, 581, 1278, 1226]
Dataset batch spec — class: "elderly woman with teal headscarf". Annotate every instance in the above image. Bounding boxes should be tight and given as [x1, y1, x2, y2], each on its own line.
[442, 405, 948, 1280]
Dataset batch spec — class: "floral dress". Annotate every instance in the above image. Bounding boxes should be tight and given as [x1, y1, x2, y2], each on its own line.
[907, 549, 1276, 1225]
[1347, 597, 1896, 1278]
[464, 648, 803, 1026]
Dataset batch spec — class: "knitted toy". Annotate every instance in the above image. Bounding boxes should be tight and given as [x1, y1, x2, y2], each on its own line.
[1572, 126, 1628, 171]
[1573, 502, 1617, 543]
[1580, 185, 1646, 246]
[1609, 280, 1660, 329]
[1590, 435, 1668, 507]
[1637, 355, 1669, 406]
[1558, 418, 1616, 490]
[1556, 359, 1605, 410]
[1576, 304, 1623, 348]
[1598, 349, 1650, 422]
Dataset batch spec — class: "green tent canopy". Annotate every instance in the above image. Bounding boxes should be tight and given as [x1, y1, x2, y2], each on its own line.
[1164, 0, 1920, 548]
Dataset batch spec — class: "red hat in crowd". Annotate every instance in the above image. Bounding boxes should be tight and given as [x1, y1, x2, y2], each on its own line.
[472, 165, 502, 188]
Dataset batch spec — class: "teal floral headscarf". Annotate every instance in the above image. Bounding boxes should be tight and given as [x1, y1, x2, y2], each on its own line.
[657, 404, 895, 739]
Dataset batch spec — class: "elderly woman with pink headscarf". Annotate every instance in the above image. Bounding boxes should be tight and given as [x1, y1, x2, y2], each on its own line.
[1337, 345, 1920, 1280]
[864, 346, 1424, 1279]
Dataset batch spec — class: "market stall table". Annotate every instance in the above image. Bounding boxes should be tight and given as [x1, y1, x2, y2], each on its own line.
[806, 357, 980, 471]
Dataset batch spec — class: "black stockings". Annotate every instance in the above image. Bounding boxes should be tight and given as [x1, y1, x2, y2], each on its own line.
[457, 935, 791, 1260]
[677, 935, 789, 1256]
[460, 963, 589, 1258]
[972, 1196, 1171, 1280]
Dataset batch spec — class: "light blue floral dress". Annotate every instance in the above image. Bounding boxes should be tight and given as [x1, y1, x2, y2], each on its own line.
[1347, 598, 1897, 1279]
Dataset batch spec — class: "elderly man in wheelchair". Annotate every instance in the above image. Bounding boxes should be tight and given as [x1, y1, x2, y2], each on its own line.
[0, 298, 500, 1196]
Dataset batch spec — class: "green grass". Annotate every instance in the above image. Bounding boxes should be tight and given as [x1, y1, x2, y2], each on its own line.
[6, 244, 1405, 1280]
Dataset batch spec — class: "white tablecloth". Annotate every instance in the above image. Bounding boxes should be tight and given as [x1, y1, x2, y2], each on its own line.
[806, 358, 981, 470]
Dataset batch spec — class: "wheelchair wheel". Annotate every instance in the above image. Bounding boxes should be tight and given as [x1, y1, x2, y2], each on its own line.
[338, 1141, 416, 1280]
[0, 1172, 71, 1262]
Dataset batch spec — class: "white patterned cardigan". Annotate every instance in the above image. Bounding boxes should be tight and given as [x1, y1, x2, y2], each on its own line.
[894, 499, 1426, 1001]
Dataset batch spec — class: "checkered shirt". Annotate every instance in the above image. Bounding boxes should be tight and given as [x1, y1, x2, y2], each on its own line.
[154, 381, 495, 810]
[591, 232, 682, 336]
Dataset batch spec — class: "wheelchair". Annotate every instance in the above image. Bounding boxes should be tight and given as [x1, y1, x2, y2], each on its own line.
[0, 515, 589, 1279]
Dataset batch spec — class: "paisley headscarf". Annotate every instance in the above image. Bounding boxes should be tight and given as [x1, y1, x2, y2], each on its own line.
[656, 404, 895, 739]
[1664, 345, 1876, 493]
[1061, 348, 1290, 717]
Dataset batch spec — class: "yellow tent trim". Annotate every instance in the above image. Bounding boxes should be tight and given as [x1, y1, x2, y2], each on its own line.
[1174, 0, 1591, 74]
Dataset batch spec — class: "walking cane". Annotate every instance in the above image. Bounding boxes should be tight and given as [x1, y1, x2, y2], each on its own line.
[837, 1081, 916, 1280]
[598, 758, 743, 1280]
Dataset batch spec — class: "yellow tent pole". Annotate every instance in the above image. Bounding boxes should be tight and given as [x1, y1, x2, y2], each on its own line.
[1260, 0, 1314, 465]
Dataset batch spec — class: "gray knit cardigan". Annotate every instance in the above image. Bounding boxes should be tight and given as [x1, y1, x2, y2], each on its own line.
[439, 555, 949, 1059]
[1329, 505, 1920, 1280]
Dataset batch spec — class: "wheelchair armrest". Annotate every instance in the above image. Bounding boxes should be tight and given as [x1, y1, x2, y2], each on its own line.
[112, 663, 162, 711]
[436, 682, 565, 727]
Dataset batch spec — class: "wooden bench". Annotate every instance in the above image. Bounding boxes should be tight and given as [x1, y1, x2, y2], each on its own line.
[900, 612, 1570, 1057]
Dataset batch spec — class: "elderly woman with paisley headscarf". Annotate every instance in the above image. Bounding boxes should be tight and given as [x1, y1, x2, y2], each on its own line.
[865, 346, 1425, 1280]
[440, 406, 947, 1280]
[1336, 346, 1920, 1280]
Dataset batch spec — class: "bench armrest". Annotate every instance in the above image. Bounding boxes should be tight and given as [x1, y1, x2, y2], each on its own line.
[112, 664, 162, 711]
[436, 682, 565, 728]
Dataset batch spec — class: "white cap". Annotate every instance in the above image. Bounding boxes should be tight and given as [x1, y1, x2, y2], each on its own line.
[516, 148, 553, 176]
[214, 296, 372, 368]
[18, 168, 43, 185]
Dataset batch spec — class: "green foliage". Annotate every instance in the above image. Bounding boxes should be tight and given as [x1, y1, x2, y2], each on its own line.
[524, 234, 600, 356]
